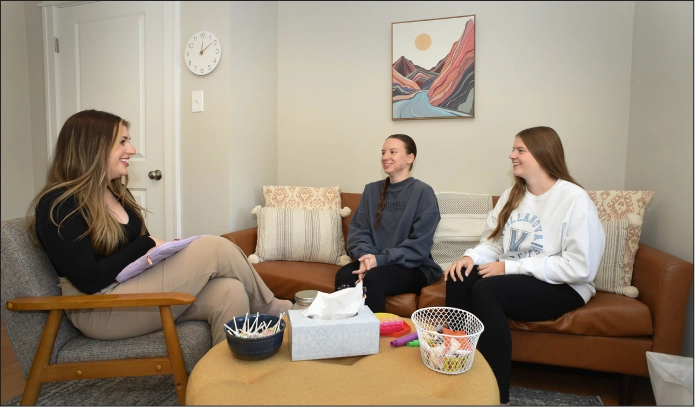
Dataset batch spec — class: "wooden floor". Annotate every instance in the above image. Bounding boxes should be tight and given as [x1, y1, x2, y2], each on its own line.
[1, 317, 656, 405]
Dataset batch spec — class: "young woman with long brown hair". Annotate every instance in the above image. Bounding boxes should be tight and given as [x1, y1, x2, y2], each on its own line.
[444, 126, 606, 405]
[334, 134, 442, 312]
[28, 109, 292, 345]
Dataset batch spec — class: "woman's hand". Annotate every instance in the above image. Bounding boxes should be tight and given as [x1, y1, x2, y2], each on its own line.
[478, 261, 506, 278]
[353, 254, 377, 282]
[147, 236, 166, 253]
[445, 256, 474, 282]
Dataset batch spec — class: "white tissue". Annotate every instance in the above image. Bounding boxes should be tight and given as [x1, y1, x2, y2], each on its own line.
[302, 282, 365, 320]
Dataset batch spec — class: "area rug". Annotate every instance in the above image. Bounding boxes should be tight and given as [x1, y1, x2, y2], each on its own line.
[3, 375, 603, 406]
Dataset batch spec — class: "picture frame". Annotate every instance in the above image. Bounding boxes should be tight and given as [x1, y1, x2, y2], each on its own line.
[392, 15, 476, 120]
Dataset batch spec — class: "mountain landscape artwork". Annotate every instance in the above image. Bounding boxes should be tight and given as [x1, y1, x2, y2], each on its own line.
[392, 15, 475, 120]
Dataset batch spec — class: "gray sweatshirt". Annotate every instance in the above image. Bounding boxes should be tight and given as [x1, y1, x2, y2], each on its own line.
[347, 177, 442, 284]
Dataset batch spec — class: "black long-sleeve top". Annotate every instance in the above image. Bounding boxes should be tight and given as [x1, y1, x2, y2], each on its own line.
[35, 189, 155, 294]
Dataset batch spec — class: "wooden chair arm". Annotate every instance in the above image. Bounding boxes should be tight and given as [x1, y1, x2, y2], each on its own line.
[6, 292, 195, 311]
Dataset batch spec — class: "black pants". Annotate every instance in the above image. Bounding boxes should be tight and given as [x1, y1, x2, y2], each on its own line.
[445, 266, 585, 404]
[334, 261, 428, 313]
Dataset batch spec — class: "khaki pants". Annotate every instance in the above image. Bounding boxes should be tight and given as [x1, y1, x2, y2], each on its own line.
[59, 235, 274, 345]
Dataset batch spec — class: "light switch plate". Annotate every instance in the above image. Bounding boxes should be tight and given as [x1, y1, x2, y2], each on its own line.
[192, 90, 204, 113]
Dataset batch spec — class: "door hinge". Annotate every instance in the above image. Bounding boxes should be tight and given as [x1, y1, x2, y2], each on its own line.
[54, 37, 59, 53]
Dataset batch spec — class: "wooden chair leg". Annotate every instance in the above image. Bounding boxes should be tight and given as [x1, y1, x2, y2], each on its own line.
[20, 310, 62, 405]
[160, 305, 188, 406]
[619, 374, 634, 406]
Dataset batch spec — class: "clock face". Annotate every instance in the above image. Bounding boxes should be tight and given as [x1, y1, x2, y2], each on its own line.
[184, 31, 221, 76]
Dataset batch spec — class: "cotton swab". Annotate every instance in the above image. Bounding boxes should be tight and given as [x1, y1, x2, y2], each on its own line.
[226, 313, 284, 338]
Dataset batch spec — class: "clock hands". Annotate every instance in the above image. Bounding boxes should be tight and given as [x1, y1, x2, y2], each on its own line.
[200, 41, 213, 55]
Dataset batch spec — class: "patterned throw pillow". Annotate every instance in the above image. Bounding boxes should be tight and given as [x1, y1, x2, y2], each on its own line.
[588, 190, 655, 298]
[263, 186, 342, 210]
[249, 206, 351, 266]
[431, 192, 493, 272]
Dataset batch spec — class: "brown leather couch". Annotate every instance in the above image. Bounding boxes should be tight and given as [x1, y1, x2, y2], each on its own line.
[222, 192, 693, 404]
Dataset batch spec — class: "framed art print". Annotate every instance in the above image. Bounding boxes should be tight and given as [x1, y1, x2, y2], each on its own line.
[392, 15, 476, 120]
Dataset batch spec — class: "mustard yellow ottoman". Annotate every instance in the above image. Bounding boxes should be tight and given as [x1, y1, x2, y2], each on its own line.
[186, 318, 499, 405]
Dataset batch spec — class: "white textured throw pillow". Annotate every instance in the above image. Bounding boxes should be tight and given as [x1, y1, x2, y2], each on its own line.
[249, 206, 351, 266]
[594, 217, 639, 298]
[432, 192, 493, 271]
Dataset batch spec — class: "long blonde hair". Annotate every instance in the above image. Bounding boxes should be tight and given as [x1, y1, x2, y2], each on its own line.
[27, 110, 147, 255]
[488, 126, 582, 241]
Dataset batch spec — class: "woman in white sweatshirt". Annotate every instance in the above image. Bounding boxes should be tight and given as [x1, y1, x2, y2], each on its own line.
[444, 126, 605, 405]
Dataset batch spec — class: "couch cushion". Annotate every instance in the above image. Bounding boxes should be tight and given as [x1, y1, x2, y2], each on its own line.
[252, 260, 418, 318]
[385, 294, 418, 318]
[419, 277, 447, 309]
[507, 292, 653, 337]
[253, 260, 339, 300]
[419, 279, 653, 337]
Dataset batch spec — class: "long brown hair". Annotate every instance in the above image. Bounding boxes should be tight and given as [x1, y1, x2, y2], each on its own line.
[376, 134, 417, 230]
[488, 126, 582, 241]
[27, 110, 147, 255]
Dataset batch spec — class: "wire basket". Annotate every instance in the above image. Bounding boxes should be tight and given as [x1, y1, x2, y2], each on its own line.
[411, 307, 484, 374]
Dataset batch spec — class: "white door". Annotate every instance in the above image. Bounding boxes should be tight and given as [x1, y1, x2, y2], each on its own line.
[43, 1, 178, 239]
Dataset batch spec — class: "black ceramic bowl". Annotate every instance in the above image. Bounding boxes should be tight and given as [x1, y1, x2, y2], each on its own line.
[224, 314, 286, 361]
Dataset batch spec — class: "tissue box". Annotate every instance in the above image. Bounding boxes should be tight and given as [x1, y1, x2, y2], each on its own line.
[288, 305, 380, 361]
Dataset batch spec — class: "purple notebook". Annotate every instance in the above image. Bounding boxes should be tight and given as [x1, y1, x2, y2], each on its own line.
[116, 235, 208, 283]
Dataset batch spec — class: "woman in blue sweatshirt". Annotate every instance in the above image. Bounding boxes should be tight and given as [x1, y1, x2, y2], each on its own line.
[334, 134, 442, 312]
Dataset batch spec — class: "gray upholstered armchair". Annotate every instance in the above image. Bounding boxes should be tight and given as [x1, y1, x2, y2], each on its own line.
[1, 218, 212, 405]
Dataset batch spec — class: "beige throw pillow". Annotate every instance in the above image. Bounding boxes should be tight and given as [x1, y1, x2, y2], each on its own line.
[588, 190, 655, 298]
[263, 185, 342, 210]
[432, 192, 494, 271]
[594, 218, 636, 297]
[249, 206, 350, 266]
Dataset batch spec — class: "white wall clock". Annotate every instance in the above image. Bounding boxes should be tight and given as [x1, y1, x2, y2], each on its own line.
[184, 31, 221, 76]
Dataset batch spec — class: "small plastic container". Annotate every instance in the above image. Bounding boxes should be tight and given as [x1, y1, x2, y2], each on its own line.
[374, 312, 412, 336]
[291, 289, 318, 310]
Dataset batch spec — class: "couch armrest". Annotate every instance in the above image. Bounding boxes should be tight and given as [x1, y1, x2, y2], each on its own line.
[221, 227, 258, 257]
[631, 243, 693, 355]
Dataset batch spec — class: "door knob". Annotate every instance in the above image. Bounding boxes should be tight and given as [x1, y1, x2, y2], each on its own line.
[148, 170, 162, 180]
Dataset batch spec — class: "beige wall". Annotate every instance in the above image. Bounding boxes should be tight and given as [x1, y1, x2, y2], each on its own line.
[1, 2, 35, 220]
[277, 1, 635, 194]
[227, 1, 279, 232]
[625, 1, 693, 357]
[179, 1, 278, 236]
[179, 1, 234, 237]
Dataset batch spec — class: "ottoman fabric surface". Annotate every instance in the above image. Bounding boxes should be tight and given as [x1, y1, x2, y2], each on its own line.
[186, 318, 499, 405]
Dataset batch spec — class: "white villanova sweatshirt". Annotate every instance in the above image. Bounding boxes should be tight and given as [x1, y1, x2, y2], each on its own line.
[463, 180, 606, 304]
